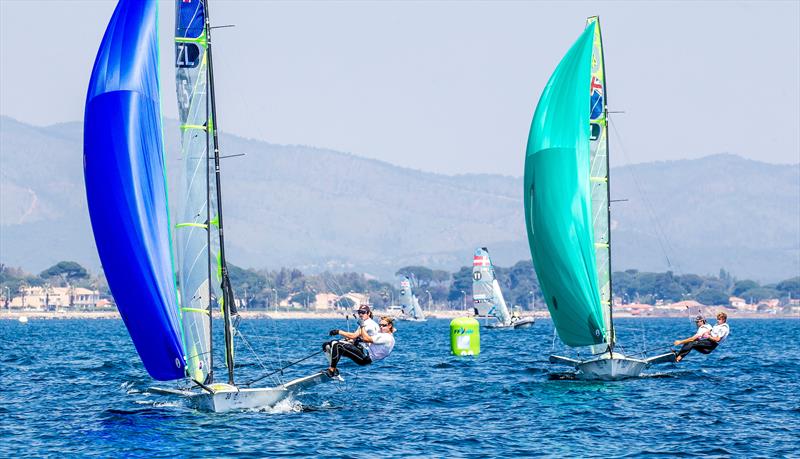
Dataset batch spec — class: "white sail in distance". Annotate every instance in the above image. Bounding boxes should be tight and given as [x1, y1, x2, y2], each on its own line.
[472, 248, 511, 326]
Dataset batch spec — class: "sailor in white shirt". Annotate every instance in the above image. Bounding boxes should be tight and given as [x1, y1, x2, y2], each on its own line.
[674, 315, 713, 347]
[324, 316, 396, 377]
[675, 312, 730, 362]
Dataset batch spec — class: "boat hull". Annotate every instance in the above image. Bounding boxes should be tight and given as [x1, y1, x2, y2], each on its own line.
[189, 386, 289, 412]
[576, 353, 647, 381]
[151, 372, 334, 413]
[484, 317, 535, 329]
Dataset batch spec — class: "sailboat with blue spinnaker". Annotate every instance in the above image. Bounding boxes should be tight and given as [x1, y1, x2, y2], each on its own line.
[84, 0, 331, 411]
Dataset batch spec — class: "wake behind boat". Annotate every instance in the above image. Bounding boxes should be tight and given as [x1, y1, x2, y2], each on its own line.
[472, 247, 535, 329]
[524, 16, 672, 380]
[84, 0, 333, 412]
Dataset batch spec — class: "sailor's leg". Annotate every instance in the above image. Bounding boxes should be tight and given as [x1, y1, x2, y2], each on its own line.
[693, 339, 719, 355]
[676, 342, 696, 362]
[337, 342, 372, 366]
[328, 341, 347, 369]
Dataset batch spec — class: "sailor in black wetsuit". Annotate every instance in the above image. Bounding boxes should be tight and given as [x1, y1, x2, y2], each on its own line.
[323, 316, 396, 377]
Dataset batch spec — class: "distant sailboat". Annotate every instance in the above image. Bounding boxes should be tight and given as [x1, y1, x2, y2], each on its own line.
[472, 248, 534, 329]
[397, 277, 426, 322]
[524, 17, 671, 380]
[84, 0, 328, 412]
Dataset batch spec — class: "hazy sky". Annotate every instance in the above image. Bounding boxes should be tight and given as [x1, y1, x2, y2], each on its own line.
[1, 0, 798, 175]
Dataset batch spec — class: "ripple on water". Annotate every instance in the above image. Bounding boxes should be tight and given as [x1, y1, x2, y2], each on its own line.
[1, 318, 798, 457]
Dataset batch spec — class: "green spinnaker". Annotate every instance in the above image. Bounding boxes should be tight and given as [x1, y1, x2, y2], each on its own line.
[523, 22, 606, 348]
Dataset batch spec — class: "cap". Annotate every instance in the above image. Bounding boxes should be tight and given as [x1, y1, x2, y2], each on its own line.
[357, 305, 371, 314]
[694, 315, 705, 322]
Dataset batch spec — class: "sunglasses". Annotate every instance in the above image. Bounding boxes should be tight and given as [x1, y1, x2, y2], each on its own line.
[358, 311, 369, 315]
[379, 323, 390, 327]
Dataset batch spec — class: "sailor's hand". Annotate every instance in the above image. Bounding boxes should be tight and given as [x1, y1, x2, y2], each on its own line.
[673, 340, 680, 346]
[329, 329, 340, 336]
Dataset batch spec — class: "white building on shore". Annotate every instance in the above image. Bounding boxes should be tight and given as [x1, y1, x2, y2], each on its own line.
[7, 286, 103, 310]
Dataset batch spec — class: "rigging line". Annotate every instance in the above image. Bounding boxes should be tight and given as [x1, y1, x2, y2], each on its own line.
[242, 350, 323, 387]
[235, 328, 282, 388]
[608, 117, 682, 274]
[631, 344, 675, 356]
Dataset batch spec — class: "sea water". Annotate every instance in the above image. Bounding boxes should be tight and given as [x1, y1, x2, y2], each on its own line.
[1, 317, 798, 457]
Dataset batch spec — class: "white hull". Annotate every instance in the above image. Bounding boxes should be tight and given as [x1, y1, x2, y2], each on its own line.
[397, 317, 426, 322]
[150, 371, 333, 413]
[484, 316, 535, 329]
[189, 385, 289, 412]
[551, 352, 647, 381]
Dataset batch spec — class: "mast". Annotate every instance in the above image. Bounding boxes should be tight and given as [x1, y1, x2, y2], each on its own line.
[204, 0, 236, 385]
[596, 17, 616, 351]
[204, 20, 215, 383]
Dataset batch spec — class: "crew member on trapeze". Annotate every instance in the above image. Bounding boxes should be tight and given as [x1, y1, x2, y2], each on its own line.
[323, 315, 396, 377]
[673, 312, 730, 362]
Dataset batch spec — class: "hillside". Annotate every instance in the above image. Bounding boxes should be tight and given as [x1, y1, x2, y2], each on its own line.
[1, 116, 797, 282]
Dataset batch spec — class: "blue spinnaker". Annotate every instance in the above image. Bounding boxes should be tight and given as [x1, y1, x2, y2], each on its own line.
[84, 0, 185, 381]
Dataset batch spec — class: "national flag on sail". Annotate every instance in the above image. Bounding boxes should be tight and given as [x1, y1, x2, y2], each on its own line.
[473, 255, 490, 267]
[591, 76, 603, 95]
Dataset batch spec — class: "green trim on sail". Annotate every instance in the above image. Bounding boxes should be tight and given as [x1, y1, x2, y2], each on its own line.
[181, 307, 211, 314]
[587, 15, 615, 348]
[154, 2, 188, 368]
[176, 222, 208, 229]
[523, 22, 606, 348]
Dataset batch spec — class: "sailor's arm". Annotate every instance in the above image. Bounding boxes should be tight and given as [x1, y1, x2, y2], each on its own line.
[708, 334, 722, 343]
[337, 328, 361, 340]
[357, 326, 375, 343]
[673, 336, 695, 346]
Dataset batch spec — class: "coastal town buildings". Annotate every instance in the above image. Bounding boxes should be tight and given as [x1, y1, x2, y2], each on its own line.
[6, 286, 103, 310]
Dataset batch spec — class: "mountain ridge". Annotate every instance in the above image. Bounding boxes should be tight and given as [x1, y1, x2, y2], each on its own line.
[1, 116, 797, 282]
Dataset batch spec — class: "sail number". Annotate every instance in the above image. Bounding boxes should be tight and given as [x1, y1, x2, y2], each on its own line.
[176, 43, 201, 68]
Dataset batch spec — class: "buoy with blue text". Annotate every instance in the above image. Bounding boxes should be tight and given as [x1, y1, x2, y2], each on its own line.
[450, 317, 480, 356]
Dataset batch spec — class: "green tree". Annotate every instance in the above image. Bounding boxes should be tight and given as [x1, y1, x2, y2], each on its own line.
[732, 280, 760, 297]
[776, 277, 800, 297]
[695, 288, 729, 306]
[739, 287, 780, 302]
[40, 261, 88, 284]
[290, 291, 316, 308]
[335, 297, 356, 309]
[396, 266, 434, 287]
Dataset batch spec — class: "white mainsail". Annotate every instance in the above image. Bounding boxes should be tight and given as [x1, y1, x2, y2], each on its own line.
[472, 248, 511, 326]
[174, 0, 214, 384]
[399, 276, 425, 321]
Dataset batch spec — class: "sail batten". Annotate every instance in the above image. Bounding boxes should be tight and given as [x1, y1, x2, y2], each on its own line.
[175, 0, 213, 383]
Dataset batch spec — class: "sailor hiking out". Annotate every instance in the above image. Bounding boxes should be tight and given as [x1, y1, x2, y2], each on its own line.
[674, 312, 730, 362]
[323, 314, 396, 377]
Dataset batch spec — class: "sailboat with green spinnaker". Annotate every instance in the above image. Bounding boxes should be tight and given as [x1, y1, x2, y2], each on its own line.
[523, 16, 672, 380]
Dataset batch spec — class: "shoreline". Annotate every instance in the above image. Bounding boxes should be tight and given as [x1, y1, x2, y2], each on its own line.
[1, 310, 796, 320]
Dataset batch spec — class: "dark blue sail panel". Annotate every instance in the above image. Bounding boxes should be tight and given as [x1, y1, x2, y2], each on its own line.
[177, 0, 206, 39]
[84, 0, 185, 381]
